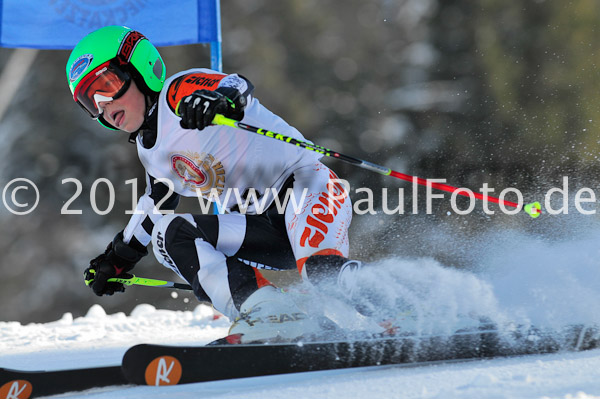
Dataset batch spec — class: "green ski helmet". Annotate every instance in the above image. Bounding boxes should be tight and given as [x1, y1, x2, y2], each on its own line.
[66, 25, 166, 130]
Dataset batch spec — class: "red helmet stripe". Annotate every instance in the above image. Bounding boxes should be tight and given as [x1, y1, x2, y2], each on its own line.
[117, 30, 146, 65]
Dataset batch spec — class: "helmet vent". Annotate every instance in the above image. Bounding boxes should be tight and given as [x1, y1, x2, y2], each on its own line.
[152, 58, 163, 79]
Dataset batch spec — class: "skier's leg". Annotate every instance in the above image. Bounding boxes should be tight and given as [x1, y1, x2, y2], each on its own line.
[223, 198, 323, 342]
[152, 212, 321, 342]
[281, 162, 393, 333]
[285, 162, 362, 295]
[151, 213, 261, 319]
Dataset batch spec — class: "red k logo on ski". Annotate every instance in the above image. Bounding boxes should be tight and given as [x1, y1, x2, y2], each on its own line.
[144, 356, 183, 386]
[171, 151, 225, 195]
[0, 380, 32, 399]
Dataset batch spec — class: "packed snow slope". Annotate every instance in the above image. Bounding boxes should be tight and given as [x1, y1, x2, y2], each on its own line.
[2, 303, 600, 399]
[2, 226, 600, 398]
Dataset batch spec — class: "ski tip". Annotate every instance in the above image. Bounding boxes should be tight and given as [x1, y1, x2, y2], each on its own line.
[524, 201, 542, 218]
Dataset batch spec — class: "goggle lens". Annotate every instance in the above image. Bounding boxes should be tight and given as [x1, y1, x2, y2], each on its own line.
[74, 61, 131, 118]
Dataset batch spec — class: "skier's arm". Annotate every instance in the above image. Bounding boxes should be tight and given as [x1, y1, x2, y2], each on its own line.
[178, 73, 254, 130]
[122, 174, 180, 248]
[83, 231, 148, 296]
[84, 175, 180, 296]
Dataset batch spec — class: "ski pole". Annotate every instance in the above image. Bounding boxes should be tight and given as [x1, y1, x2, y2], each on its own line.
[212, 114, 542, 218]
[107, 275, 193, 291]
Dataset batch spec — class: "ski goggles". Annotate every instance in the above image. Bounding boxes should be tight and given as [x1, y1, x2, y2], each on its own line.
[73, 61, 131, 118]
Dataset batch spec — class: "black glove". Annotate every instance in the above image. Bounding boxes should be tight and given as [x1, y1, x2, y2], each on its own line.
[177, 87, 246, 130]
[84, 232, 148, 296]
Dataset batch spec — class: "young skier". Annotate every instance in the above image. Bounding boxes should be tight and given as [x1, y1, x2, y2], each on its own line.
[66, 25, 364, 342]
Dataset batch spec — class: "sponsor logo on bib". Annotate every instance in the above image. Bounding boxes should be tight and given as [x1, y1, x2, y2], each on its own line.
[171, 151, 225, 196]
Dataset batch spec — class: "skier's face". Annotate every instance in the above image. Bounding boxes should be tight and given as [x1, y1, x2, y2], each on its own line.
[96, 80, 146, 133]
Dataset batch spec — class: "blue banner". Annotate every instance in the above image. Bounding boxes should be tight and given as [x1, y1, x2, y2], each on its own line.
[0, 0, 221, 49]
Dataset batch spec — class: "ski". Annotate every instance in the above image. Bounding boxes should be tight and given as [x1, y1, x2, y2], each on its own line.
[2, 325, 597, 396]
[121, 329, 497, 386]
[121, 324, 600, 386]
[0, 365, 127, 399]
